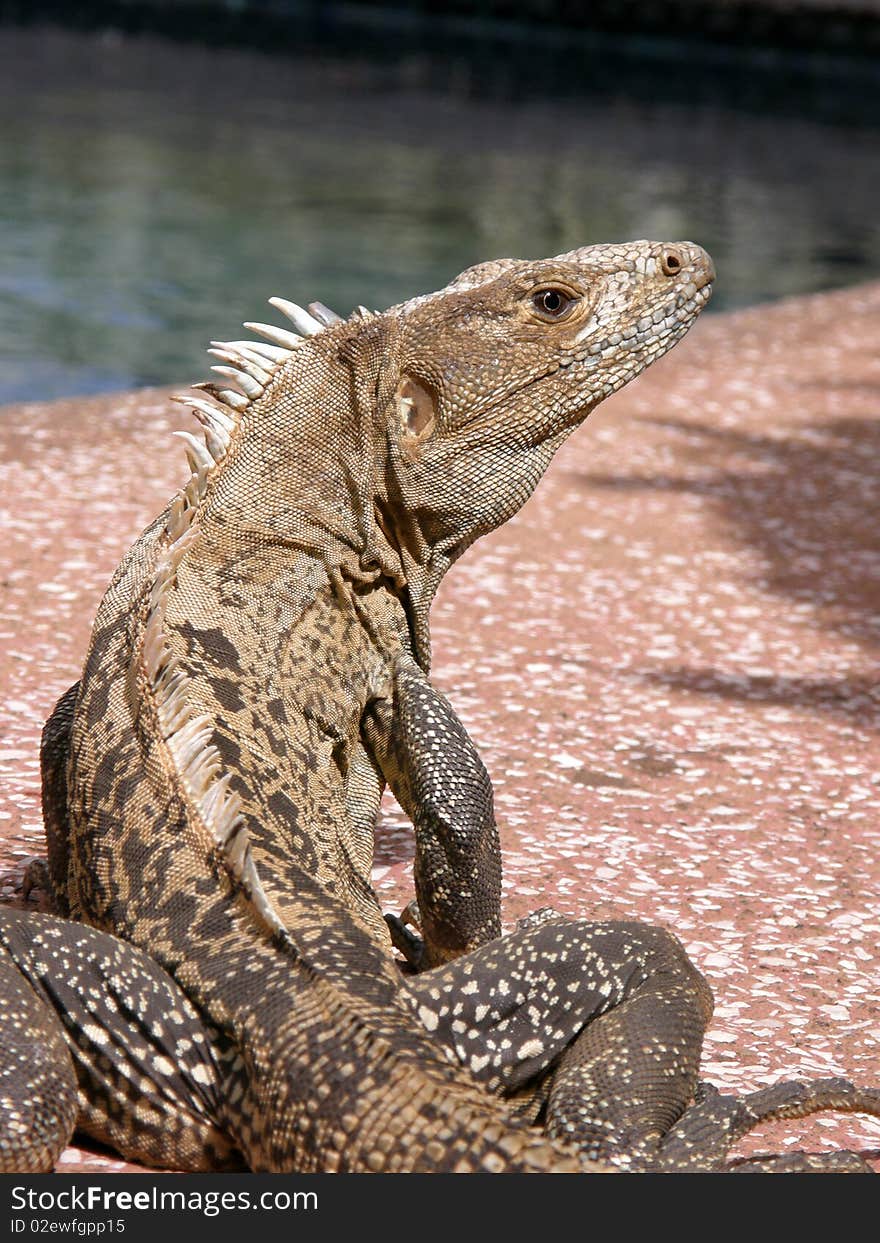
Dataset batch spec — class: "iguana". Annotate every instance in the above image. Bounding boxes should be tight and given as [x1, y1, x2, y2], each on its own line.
[1, 241, 878, 1174]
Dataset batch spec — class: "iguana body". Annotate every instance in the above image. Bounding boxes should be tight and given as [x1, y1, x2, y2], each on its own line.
[2, 241, 878, 1172]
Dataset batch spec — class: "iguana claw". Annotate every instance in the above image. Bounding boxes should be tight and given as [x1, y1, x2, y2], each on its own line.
[384, 911, 425, 970]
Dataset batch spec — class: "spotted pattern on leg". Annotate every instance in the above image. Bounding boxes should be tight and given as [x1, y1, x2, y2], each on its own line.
[0, 909, 243, 1172]
[0, 949, 77, 1173]
[401, 917, 711, 1162]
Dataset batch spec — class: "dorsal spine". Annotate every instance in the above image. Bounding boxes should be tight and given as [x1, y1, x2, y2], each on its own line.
[138, 299, 339, 945]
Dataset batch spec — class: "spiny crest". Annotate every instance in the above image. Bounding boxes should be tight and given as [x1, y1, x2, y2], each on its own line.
[167, 293, 374, 506]
[141, 293, 350, 949]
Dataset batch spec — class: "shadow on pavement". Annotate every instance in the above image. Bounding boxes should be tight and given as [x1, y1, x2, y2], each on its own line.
[578, 413, 880, 655]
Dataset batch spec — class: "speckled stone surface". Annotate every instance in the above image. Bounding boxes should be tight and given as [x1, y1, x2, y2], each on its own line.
[1, 282, 878, 1172]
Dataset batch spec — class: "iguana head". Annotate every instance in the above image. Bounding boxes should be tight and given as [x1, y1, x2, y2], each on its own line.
[183, 240, 712, 671]
[365, 240, 714, 666]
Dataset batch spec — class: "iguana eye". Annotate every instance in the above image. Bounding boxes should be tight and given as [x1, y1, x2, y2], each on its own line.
[530, 287, 577, 321]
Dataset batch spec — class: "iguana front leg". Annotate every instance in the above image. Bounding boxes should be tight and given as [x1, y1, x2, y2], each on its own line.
[364, 657, 502, 969]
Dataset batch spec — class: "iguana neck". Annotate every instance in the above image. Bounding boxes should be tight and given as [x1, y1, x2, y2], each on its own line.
[373, 421, 576, 671]
[196, 346, 368, 566]
[193, 339, 440, 667]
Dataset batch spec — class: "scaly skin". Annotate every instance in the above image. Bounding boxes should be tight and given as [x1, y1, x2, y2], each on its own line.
[2, 241, 878, 1172]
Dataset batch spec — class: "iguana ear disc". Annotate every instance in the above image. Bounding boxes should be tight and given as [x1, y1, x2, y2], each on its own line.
[396, 376, 437, 460]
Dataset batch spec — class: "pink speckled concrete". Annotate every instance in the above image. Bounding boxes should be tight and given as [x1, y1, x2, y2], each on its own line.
[1, 283, 878, 1172]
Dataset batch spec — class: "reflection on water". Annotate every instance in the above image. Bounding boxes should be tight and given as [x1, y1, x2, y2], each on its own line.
[1, 26, 879, 404]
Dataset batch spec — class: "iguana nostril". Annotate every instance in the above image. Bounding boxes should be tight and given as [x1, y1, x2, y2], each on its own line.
[661, 249, 683, 276]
